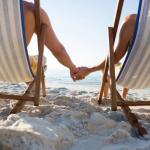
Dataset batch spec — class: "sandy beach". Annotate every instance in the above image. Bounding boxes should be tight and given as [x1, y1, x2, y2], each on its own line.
[0, 83, 150, 150]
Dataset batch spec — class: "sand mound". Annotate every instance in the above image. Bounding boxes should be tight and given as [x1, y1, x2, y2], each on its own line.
[0, 113, 74, 150]
[0, 88, 150, 150]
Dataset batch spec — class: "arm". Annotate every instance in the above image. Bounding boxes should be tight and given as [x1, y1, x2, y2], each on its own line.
[39, 8, 79, 74]
[50, 42, 78, 73]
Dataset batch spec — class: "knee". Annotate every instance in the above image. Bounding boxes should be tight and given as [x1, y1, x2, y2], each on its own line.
[120, 14, 137, 34]
[23, 1, 49, 25]
[124, 14, 137, 24]
[23, 1, 50, 32]
[40, 8, 50, 26]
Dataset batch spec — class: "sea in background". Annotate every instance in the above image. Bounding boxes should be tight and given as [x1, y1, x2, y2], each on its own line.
[45, 69, 150, 100]
[45, 69, 101, 92]
[0, 69, 149, 100]
[1, 70, 150, 150]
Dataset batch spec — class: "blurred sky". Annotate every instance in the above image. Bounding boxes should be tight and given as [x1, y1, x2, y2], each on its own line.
[26, 0, 139, 70]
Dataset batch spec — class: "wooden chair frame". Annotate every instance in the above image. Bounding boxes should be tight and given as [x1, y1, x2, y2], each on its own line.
[0, 0, 47, 113]
[98, 0, 148, 136]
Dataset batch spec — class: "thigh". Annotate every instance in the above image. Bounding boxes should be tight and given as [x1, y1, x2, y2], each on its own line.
[23, 1, 35, 45]
[114, 14, 137, 62]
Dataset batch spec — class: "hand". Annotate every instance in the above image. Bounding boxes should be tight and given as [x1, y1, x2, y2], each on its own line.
[73, 67, 90, 81]
[70, 67, 79, 81]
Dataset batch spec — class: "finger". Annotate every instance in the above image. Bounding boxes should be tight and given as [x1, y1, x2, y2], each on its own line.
[74, 75, 85, 80]
[71, 74, 78, 81]
[74, 73, 83, 79]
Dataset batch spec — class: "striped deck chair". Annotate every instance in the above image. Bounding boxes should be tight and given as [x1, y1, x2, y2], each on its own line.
[0, 0, 47, 113]
[98, 0, 150, 136]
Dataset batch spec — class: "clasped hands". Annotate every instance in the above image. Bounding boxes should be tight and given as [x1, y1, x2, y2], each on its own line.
[70, 67, 90, 81]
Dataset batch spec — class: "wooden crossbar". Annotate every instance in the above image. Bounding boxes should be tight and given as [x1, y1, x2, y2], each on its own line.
[117, 101, 150, 106]
[0, 94, 34, 101]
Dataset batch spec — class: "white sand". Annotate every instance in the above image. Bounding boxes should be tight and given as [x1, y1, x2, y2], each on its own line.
[0, 86, 150, 150]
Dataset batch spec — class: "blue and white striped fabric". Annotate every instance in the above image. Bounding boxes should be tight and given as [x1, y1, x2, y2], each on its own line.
[0, 0, 34, 83]
[117, 0, 150, 89]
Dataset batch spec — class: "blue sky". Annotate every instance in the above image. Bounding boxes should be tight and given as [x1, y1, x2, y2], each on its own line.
[27, 0, 139, 70]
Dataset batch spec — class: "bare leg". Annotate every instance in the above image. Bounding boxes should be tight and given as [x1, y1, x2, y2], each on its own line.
[103, 80, 110, 98]
[122, 87, 129, 99]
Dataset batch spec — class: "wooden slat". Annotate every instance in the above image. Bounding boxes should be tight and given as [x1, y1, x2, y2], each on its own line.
[98, 0, 124, 105]
[25, 80, 35, 94]
[113, 0, 124, 41]
[108, 27, 117, 111]
[41, 68, 46, 97]
[117, 101, 150, 106]
[10, 79, 36, 114]
[33, 0, 47, 106]
[34, 0, 41, 36]
[108, 0, 124, 110]
[116, 91, 147, 136]
[34, 24, 47, 106]
[98, 59, 109, 104]
[0, 94, 34, 101]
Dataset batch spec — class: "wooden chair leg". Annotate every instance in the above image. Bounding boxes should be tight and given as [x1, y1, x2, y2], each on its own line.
[98, 59, 109, 104]
[108, 27, 117, 111]
[10, 80, 35, 114]
[34, 24, 47, 106]
[41, 68, 46, 97]
[10, 101, 26, 114]
[98, 0, 124, 106]
[116, 91, 147, 136]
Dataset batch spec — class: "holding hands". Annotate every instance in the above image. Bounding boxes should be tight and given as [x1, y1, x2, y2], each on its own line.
[70, 67, 91, 81]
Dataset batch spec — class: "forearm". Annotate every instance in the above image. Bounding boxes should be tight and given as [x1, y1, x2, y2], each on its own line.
[51, 44, 77, 72]
[88, 60, 105, 73]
